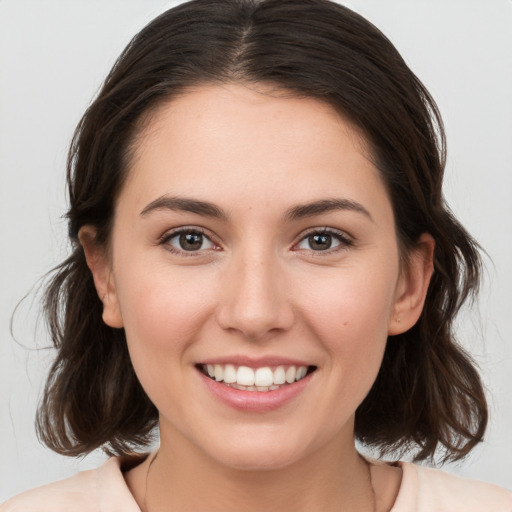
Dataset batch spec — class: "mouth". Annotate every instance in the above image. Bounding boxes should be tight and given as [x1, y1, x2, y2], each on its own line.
[197, 363, 317, 392]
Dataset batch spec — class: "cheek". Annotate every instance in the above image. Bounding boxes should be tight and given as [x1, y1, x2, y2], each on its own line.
[296, 263, 398, 372]
[115, 264, 218, 357]
[113, 265, 221, 412]
[301, 263, 396, 332]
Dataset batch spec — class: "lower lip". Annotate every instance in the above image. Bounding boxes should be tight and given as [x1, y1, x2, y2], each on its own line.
[198, 370, 313, 412]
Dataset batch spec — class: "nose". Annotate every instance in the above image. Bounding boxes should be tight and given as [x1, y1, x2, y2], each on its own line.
[215, 250, 295, 341]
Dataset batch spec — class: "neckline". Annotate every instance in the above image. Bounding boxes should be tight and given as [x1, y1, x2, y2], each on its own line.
[120, 452, 407, 512]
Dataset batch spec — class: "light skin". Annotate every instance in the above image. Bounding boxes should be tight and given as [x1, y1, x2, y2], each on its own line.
[81, 83, 434, 511]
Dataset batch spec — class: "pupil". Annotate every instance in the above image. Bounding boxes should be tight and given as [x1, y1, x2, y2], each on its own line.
[180, 232, 202, 250]
[310, 234, 331, 250]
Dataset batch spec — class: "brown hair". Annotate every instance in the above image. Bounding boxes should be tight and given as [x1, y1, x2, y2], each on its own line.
[37, 0, 487, 461]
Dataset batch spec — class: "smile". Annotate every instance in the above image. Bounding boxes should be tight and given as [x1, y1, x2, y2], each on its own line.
[199, 364, 316, 392]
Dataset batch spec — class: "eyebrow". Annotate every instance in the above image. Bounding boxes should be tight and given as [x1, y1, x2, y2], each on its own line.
[140, 195, 372, 223]
[140, 196, 229, 220]
[284, 198, 373, 222]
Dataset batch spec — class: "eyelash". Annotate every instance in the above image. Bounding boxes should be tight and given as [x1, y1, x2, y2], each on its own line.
[158, 227, 353, 256]
[159, 227, 219, 257]
[293, 228, 353, 254]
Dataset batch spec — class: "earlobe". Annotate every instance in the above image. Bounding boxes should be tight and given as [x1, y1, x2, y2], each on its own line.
[388, 233, 435, 335]
[78, 226, 124, 329]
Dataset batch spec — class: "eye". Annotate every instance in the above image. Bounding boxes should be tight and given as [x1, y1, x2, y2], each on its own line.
[295, 229, 352, 252]
[161, 229, 216, 253]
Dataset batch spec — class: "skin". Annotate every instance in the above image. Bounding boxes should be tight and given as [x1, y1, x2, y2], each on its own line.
[81, 83, 434, 511]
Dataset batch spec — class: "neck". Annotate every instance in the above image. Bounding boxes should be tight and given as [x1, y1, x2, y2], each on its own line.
[142, 425, 375, 512]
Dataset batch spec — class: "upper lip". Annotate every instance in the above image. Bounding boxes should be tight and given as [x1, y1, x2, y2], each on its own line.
[198, 355, 314, 368]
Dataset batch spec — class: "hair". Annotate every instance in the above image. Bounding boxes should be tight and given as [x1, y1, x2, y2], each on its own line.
[37, 0, 487, 462]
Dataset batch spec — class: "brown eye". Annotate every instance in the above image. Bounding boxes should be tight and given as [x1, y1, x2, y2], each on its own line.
[307, 234, 333, 251]
[179, 232, 204, 251]
[165, 230, 215, 252]
[295, 229, 352, 253]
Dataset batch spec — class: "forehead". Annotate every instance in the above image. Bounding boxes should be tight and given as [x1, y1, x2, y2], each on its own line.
[130, 83, 372, 166]
[120, 83, 390, 221]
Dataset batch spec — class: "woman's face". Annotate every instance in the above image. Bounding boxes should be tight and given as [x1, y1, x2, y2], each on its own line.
[88, 83, 430, 470]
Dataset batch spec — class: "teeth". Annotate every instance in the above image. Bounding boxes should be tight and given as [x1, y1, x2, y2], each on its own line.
[237, 366, 255, 386]
[214, 364, 224, 382]
[285, 366, 296, 384]
[296, 366, 307, 380]
[202, 363, 311, 390]
[255, 367, 273, 387]
[223, 364, 237, 383]
[273, 366, 286, 385]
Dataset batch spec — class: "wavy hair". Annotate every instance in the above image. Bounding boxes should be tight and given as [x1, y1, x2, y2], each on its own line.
[37, 0, 486, 461]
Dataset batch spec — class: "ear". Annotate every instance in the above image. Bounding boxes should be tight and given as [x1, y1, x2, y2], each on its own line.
[78, 226, 124, 329]
[388, 233, 435, 335]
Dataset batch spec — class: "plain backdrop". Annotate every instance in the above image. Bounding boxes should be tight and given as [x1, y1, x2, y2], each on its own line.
[1, 0, 511, 501]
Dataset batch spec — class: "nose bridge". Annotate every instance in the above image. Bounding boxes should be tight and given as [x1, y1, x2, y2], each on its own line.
[217, 243, 293, 339]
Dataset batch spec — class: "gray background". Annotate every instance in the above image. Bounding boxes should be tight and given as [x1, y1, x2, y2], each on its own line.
[1, 0, 511, 500]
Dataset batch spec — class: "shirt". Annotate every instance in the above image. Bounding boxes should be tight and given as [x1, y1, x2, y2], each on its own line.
[2, 455, 511, 511]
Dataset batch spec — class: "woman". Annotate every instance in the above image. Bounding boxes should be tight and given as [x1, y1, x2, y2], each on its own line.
[2, 0, 511, 510]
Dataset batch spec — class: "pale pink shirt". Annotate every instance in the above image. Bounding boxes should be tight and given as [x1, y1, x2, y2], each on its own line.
[2, 456, 511, 511]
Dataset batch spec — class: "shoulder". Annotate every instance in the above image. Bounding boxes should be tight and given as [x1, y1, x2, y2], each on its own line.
[392, 461, 512, 512]
[0, 467, 99, 512]
[0, 456, 145, 512]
